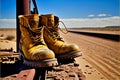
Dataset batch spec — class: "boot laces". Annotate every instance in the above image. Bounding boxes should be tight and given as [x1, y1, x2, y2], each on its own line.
[30, 27, 45, 45]
[45, 21, 68, 41]
[19, 17, 45, 45]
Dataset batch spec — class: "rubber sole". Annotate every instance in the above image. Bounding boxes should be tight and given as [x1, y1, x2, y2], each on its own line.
[23, 58, 58, 68]
[19, 50, 58, 68]
[56, 50, 82, 59]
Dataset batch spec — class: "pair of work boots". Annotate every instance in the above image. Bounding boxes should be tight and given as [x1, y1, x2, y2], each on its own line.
[19, 14, 81, 67]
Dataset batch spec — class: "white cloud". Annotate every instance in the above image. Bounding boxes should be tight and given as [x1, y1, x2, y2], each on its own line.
[88, 14, 95, 17]
[0, 19, 16, 28]
[97, 14, 107, 17]
[88, 13, 112, 17]
[0, 16, 120, 28]
[60, 16, 120, 28]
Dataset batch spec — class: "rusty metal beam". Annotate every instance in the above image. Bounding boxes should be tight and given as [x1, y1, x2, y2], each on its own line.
[16, 0, 31, 52]
[15, 69, 35, 80]
[16, 0, 30, 17]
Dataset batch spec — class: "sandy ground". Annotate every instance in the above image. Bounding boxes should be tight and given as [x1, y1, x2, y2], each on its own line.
[0, 28, 120, 80]
[0, 29, 16, 52]
[61, 30, 120, 80]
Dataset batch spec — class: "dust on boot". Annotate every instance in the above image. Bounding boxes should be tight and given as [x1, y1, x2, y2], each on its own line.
[40, 14, 82, 58]
[19, 14, 58, 67]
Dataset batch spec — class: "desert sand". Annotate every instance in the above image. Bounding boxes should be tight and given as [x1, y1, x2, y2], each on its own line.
[0, 29, 16, 52]
[61, 29, 120, 80]
[0, 28, 120, 80]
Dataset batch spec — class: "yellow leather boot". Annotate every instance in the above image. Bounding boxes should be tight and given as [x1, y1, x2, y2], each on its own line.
[41, 14, 82, 58]
[19, 14, 58, 67]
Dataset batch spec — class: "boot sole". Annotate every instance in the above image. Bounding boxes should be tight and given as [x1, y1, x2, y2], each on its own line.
[19, 50, 58, 68]
[23, 58, 58, 68]
[56, 50, 82, 59]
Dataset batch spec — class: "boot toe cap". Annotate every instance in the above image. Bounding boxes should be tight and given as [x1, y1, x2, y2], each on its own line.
[69, 44, 79, 51]
[32, 49, 55, 60]
[59, 44, 79, 54]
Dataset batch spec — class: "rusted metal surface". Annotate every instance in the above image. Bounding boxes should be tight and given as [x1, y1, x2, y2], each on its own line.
[0, 48, 13, 52]
[1, 58, 86, 80]
[23, 0, 31, 15]
[17, 0, 30, 15]
[34, 68, 47, 80]
[14, 69, 35, 80]
[0, 52, 19, 64]
[0, 52, 19, 57]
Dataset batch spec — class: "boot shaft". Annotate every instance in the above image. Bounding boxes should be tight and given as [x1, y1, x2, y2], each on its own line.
[19, 14, 40, 30]
[40, 14, 54, 27]
[40, 14, 59, 28]
[19, 14, 45, 49]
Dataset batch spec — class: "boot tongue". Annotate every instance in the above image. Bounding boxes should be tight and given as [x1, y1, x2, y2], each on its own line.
[47, 14, 59, 31]
[28, 14, 39, 30]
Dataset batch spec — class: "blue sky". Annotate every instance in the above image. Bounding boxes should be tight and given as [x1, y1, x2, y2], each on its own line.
[0, 0, 16, 19]
[36, 0, 119, 18]
[0, 0, 119, 28]
[0, 0, 119, 19]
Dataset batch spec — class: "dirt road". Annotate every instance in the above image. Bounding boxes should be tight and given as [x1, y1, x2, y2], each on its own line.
[61, 31, 120, 80]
